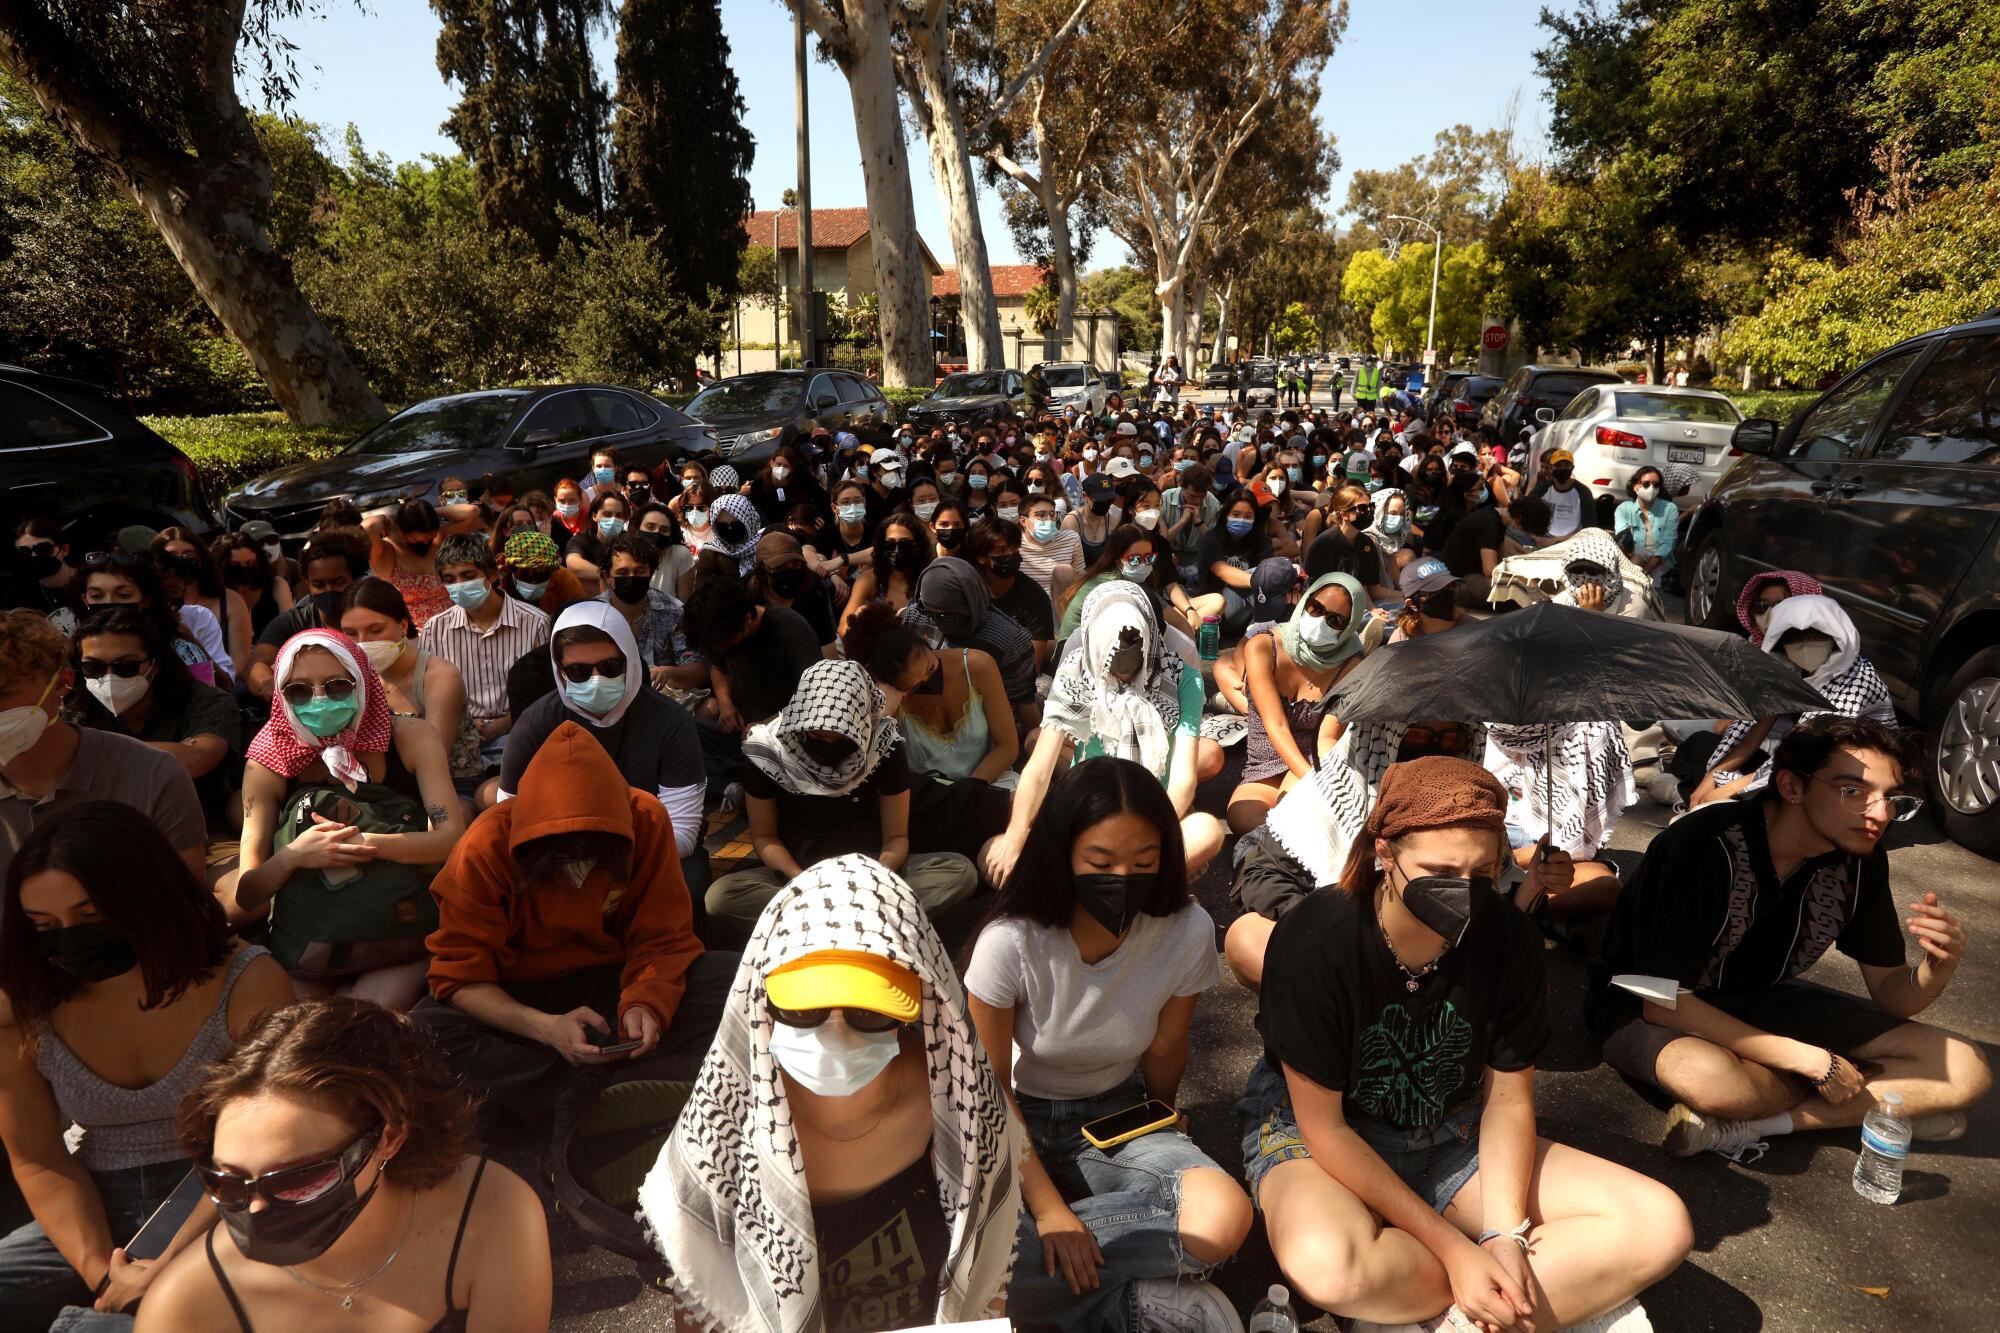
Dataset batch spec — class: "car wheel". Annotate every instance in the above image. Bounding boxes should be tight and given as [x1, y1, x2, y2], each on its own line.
[1928, 646, 2000, 859]
[1684, 533, 1732, 630]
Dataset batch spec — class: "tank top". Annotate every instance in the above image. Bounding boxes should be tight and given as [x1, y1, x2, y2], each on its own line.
[35, 945, 267, 1172]
[397, 646, 483, 780]
[204, 1156, 489, 1333]
[899, 652, 991, 783]
[388, 563, 450, 631]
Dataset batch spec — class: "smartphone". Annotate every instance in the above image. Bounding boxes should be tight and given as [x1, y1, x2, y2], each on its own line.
[127, 1169, 204, 1262]
[1081, 1099, 1177, 1150]
[586, 1028, 643, 1055]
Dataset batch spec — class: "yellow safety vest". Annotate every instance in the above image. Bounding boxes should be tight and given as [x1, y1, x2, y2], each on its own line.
[1357, 365, 1382, 397]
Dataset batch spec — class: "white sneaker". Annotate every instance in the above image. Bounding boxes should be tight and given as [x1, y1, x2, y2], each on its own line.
[1133, 1277, 1245, 1333]
[1662, 1103, 1769, 1163]
[1911, 1110, 1969, 1141]
[1350, 1308, 1482, 1333]
[1563, 1297, 1654, 1332]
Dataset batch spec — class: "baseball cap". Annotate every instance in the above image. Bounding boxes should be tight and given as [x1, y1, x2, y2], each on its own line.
[1083, 472, 1117, 503]
[1115, 421, 1139, 437]
[239, 520, 278, 544]
[1248, 557, 1300, 622]
[764, 949, 921, 1021]
[1399, 556, 1458, 599]
[872, 450, 907, 477]
[1546, 448, 1575, 466]
[1104, 456, 1139, 478]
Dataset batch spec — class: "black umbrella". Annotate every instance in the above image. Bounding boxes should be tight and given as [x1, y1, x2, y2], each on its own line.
[1328, 600, 1831, 727]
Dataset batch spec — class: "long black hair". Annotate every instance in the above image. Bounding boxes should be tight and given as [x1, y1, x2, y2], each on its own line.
[65, 605, 197, 728]
[977, 756, 1188, 934]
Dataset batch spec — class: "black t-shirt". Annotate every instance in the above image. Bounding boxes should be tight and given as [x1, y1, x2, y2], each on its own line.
[1258, 887, 1549, 1132]
[497, 687, 703, 799]
[742, 743, 911, 866]
[990, 575, 1054, 642]
[766, 580, 839, 647]
[564, 532, 610, 572]
[2, 571, 82, 637]
[1303, 528, 1383, 589]
[812, 1144, 947, 1333]
[1195, 526, 1273, 596]
[256, 600, 322, 650]
[724, 605, 823, 725]
[1587, 795, 1904, 1041]
[1440, 506, 1508, 578]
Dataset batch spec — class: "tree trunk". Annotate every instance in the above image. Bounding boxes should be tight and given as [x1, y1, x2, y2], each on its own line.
[1211, 278, 1233, 365]
[905, 26, 1002, 370]
[1157, 280, 1185, 364]
[1185, 278, 1207, 369]
[1650, 333, 1667, 386]
[1043, 176, 1080, 346]
[833, 1, 932, 386]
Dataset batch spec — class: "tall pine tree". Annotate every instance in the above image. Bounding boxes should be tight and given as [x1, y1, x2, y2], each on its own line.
[611, 0, 755, 305]
[432, 0, 612, 257]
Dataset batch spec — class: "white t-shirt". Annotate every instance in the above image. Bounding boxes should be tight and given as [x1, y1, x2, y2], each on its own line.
[1544, 484, 1584, 537]
[965, 904, 1220, 1100]
[178, 602, 229, 670]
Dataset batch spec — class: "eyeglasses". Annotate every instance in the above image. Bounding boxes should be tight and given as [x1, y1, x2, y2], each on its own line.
[559, 655, 627, 684]
[78, 656, 152, 680]
[280, 677, 357, 708]
[768, 1001, 908, 1034]
[1807, 775, 1924, 822]
[200, 1128, 380, 1211]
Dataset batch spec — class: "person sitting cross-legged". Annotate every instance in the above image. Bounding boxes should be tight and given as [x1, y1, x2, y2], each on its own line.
[1588, 715, 1991, 1162]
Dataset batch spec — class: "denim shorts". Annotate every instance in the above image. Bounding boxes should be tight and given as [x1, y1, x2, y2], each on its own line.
[1236, 1058, 1481, 1214]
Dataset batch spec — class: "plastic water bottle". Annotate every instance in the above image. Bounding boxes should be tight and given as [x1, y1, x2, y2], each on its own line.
[1249, 1283, 1297, 1333]
[1198, 614, 1221, 661]
[1852, 1090, 1911, 1203]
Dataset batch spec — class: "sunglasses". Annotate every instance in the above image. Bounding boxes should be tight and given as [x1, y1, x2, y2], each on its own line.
[559, 655, 627, 684]
[82, 551, 146, 570]
[200, 1128, 380, 1212]
[1303, 604, 1350, 631]
[280, 677, 357, 708]
[768, 1001, 908, 1034]
[18, 541, 56, 557]
[78, 656, 152, 679]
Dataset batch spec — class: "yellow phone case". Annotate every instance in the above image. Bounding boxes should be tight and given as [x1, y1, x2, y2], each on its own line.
[1081, 1104, 1177, 1151]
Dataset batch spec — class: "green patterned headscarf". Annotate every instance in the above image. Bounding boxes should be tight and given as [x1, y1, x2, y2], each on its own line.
[503, 528, 560, 570]
[1277, 572, 1365, 672]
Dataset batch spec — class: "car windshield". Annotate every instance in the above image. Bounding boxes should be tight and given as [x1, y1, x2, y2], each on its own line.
[936, 372, 1009, 396]
[344, 392, 528, 456]
[1043, 366, 1087, 387]
[1248, 365, 1277, 386]
[688, 376, 802, 417]
[1614, 392, 1741, 424]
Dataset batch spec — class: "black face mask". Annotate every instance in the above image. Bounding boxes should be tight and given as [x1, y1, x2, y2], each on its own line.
[1349, 506, 1373, 532]
[797, 734, 858, 768]
[36, 920, 138, 984]
[220, 1137, 382, 1267]
[611, 575, 650, 604]
[1551, 466, 1574, 484]
[627, 484, 651, 506]
[882, 540, 918, 569]
[1395, 869, 1490, 950]
[989, 553, 1022, 578]
[309, 590, 342, 622]
[766, 567, 807, 599]
[1419, 588, 1458, 622]
[1074, 872, 1157, 937]
[715, 519, 749, 544]
[936, 528, 966, 551]
[1090, 498, 1112, 515]
[17, 547, 62, 580]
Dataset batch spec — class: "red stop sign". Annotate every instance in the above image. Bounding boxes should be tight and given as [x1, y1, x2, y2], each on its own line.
[1482, 324, 1510, 351]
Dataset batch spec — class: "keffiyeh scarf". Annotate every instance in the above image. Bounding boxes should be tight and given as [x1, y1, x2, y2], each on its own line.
[1552, 529, 1640, 618]
[709, 493, 764, 574]
[1710, 594, 1893, 790]
[1482, 722, 1635, 859]
[1734, 569, 1823, 645]
[742, 659, 900, 797]
[1263, 722, 1409, 886]
[1370, 487, 1411, 554]
[640, 855, 1021, 1333]
[1043, 581, 1185, 776]
[245, 629, 394, 791]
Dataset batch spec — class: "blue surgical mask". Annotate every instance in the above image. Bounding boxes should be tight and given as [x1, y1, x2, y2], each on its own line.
[597, 516, 626, 538]
[1174, 459, 1194, 473]
[1474, 485, 1490, 504]
[1381, 514, 1406, 535]
[1139, 454, 1154, 467]
[1312, 454, 1326, 468]
[564, 673, 626, 715]
[1287, 466, 1303, 484]
[1031, 518, 1060, 542]
[1226, 517, 1255, 538]
[446, 578, 491, 611]
[1365, 479, 1385, 493]
[594, 466, 616, 484]
[513, 576, 549, 601]
[852, 463, 869, 480]
[837, 503, 867, 525]
[1120, 557, 1154, 582]
[968, 474, 989, 490]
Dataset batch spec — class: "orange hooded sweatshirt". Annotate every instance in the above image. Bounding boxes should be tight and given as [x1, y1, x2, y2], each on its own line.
[426, 720, 704, 1025]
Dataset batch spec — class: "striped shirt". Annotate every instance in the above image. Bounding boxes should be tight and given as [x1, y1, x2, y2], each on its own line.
[1018, 528, 1083, 603]
[419, 593, 550, 722]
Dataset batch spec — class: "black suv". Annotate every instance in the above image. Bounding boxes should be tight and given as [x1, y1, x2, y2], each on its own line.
[1679, 309, 2000, 856]
[226, 384, 709, 542]
[1, 367, 215, 546]
[685, 369, 894, 464]
[902, 368, 1026, 430]
[1479, 364, 1624, 445]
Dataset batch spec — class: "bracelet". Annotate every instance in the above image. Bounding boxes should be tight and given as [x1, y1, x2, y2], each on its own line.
[1812, 1046, 1839, 1089]
[1477, 1219, 1532, 1251]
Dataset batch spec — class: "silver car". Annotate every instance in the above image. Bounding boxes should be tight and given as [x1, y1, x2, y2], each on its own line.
[1040, 362, 1106, 417]
[1522, 383, 1744, 504]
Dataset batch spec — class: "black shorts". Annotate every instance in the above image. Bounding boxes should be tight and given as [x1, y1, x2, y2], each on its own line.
[1601, 979, 1909, 1088]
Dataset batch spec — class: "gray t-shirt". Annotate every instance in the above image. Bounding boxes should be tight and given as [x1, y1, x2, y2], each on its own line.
[1, 727, 208, 885]
[965, 904, 1219, 1100]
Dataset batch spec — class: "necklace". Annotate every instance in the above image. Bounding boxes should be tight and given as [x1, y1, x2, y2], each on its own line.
[284, 1190, 415, 1311]
[1377, 895, 1443, 993]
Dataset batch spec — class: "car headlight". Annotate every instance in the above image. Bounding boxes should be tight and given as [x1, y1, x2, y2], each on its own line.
[724, 427, 781, 456]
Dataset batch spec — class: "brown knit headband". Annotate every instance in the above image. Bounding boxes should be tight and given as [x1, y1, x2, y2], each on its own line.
[1364, 755, 1509, 841]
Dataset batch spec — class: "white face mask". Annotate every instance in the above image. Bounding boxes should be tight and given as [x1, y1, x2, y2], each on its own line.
[1267, 477, 1286, 498]
[0, 672, 59, 766]
[1783, 638, 1835, 675]
[684, 508, 709, 528]
[771, 465, 790, 482]
[767, 1018, 902, 1098]
[914, 500, 939, 521]
[996, 505, 1019, 522]
[1083, 448, 1099, 461]
[260, 542, 283, 563]
[86, 672, 152, 717]
[1634, 484, 1658, 503]
[1133, 509, 1160, 529]
[359, 637, 406, 674]
[1298, 611, 1344, 648]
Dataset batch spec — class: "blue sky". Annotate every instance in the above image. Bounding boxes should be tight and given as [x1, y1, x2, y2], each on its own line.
[270, 0, 1549, 267]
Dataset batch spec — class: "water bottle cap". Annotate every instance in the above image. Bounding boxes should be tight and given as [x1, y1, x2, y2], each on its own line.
[1268, 1284, 1289, 1304]
[1882, 1091, 1903, 1106]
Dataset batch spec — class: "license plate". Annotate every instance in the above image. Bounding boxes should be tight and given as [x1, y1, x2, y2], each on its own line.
[1669, 446, 1705, 463]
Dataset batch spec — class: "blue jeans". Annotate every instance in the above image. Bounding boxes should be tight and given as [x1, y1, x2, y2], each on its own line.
[1009, 1079, 1228, 1333]
[0, 1158, 190, 1331]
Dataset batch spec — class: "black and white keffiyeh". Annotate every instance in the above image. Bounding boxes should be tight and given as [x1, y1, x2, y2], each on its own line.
[742, 659, 900, 797]
[1709, 595, 1894, 791]
[1043, 580, 1186, 775]
[640, 855, 1021, 1333]
[1483, 722, 1635, 859]
[1263, 722, 1409, 885]
[708, 493, 764, 574]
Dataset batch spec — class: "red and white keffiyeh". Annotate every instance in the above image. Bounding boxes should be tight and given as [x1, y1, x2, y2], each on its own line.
[245, 629, 393, 791]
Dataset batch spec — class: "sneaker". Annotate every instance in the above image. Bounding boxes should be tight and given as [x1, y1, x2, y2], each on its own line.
[1662, 1103, 1768, 1162]
[1350, 1308, 1482, 1333]
[1564, 1297, 1654, 1332]
[1911, 1110, 1970, 1141]
[1133, 1277, 1244, 1333]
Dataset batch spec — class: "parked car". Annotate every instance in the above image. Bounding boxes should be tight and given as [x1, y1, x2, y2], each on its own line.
[1444, 373, 1505, 428]
[902, 368, 1026, 430]
[1, 366, 216, 547]
[1479, 364, 1625, 447]
[1204, 364, 1238, 390]
[1518, 385, 1744, 511]
[1102, 370, 1130, 397]
[226, 384, 710, 541]
[1041, 361, 1107, 417]
[1421, 370, 1473, 418]
[686, 369, 892, 464]
[1678, 309, 2000, 855]
[1243, 360, 1280, 409]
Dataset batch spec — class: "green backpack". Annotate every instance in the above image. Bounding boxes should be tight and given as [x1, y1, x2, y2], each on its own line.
[268, 782, 441, 979]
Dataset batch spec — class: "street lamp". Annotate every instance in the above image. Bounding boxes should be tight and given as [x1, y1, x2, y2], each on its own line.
[1387, 213, 1441, 368]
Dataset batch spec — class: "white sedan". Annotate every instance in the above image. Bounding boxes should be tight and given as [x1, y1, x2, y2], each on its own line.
[1521, 383, 1744, 504]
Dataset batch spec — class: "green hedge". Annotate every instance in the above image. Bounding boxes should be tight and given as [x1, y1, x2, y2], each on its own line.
[144, 412, 364, 498]
[1717, 387, 1818, 425]
[884, 386, 934, 411]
